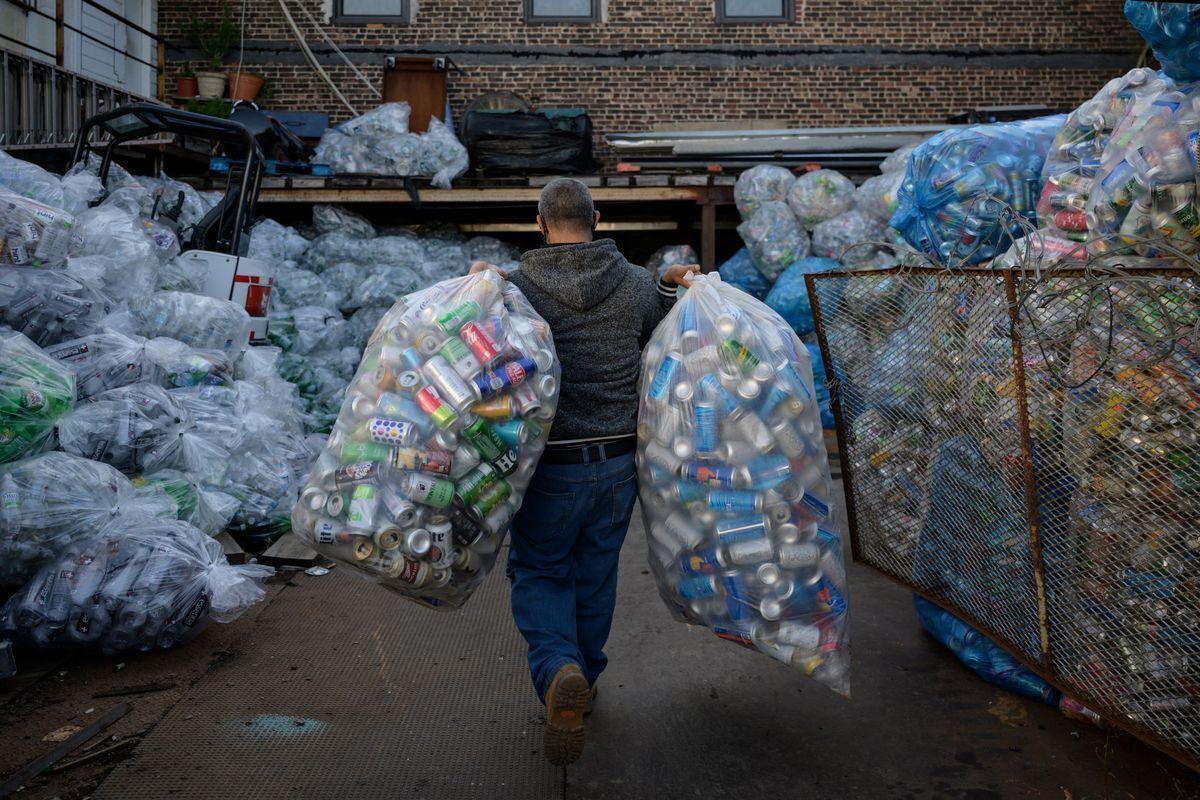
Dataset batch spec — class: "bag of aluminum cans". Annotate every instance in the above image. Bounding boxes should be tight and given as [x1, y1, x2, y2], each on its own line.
[1125, 1, 1200, 83]
[0, 330, 76, 464]
[0, 188, 84, 267]
[291, 269, 560, 609]
[1036, 67, 1166, 251]
[0, 516, 273, 653]
[0, 452, 177, 586]
[1085, 79, 1200, 258]
[0, 267, 112, 348]
[890, 115, 1065, 264]
[811, 208, 892, 268]
[734, 165, 796, 220]
[737, 201, 810, 282]
[787, 169, 856, 226]
[105, 291, 251, 359]
[636, 272, 850, 696]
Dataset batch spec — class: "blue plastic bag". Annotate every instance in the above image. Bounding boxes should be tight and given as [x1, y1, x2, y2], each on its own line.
[890, 115, 1065, 265]
[806, 343, 835, 429]
[914, 595, 1059, 706]
[1125, 1, 1200, 83]
[717, 247, 772, 300]
[764, 256, 841, 337]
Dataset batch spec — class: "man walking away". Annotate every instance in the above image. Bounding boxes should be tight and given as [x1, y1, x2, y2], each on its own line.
[470, 178, 697, 765]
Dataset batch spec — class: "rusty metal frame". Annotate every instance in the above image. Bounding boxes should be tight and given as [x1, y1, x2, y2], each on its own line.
[808, 265, 1200, 774]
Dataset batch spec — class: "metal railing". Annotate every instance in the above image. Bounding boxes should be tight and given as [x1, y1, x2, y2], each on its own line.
[809, 255, 1200, 771]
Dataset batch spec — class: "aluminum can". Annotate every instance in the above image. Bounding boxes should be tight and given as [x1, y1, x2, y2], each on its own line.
[461, 415, 506, 461]
[379, 487, 417, 527]
[459, 320, 499, 366]
[473, 396, 515, 421]
[403, 473, 455, 509]
[727, 537, 773, 565]
[494, 419, 529, 448]
[423, 355, 480, 411]
[367, 417, 417, 447]
[439, 336, 483, 379]
[490, 447, 520, 477]
[694, 402, 717, 456]
[437, 300, 481, 334]
[473, 357, 537, 399]
[683, 461, 737, 488]
[428, 520, 454, 568]
[405, 528, 432, 557]
[778, 541, 820, 569]
[390, 447, 452, 476]
[456, 463, 499, 505]
[414, 386, 458, 430]
[716, 515, 768, 545]
[334, 461, 381, 487]
[512, 382, 541, 416]
[374, 524, 403, 551]
[471, 478, 512, 518]
[347, 485, 379, 530]
[708, 490, 761, 513]
[648, 352, 682, 403]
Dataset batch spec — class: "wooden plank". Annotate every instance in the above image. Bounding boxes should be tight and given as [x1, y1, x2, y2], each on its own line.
[260, 177, 287, 190]
[214, 532, 245, 565]
[634, 174, 671, 187]
[0, 703, 130, 798]
[674, 174, 711, 186]
[257, 186, 710, 204]
[258, 533, 320, 569]
[604, 176, 632, 187]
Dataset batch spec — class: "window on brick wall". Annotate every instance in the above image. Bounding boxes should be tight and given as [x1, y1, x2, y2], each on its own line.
[717, 0, 792, 23]
[524, 0, 600, 23]
[334, 0, 409, 24]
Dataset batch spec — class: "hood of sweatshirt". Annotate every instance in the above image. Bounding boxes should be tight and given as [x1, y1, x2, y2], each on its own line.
[517, 238, 630, 312]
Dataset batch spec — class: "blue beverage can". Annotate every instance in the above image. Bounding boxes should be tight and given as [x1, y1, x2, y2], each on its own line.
[716, 515, 768, 545]
[679, 574, 719, 599]
[680, 547, 723, 575]
[673, 480, 709, 505]
[708, 490, 760, 513]
[694, 402, 717, 456]
[648, 352, 682, 403]
[722, 571, 751, 621]
[746, 455, 791, 489]
[684, 461, 736, 488]
[698, 374, 738, 415]
[777, 362, 814, 404]
[813, 576, 847, 615]
[799, 490, 830, 521]
[473, 357, 537, 399]
[400, 346, 424, 371]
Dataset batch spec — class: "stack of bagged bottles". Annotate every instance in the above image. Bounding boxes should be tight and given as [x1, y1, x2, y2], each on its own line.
[291, 270, 559, 609]
[636, 272, 850, 696]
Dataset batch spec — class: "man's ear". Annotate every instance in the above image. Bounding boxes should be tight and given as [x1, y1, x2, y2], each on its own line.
[536, 214, 548, 236]
[593, 210, 601, 230]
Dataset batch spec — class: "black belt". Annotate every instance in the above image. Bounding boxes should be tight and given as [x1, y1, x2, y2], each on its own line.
[541, 438, 637, 464]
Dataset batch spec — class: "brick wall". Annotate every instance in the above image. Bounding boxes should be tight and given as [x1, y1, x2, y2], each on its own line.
[162, 0, 1144, 167]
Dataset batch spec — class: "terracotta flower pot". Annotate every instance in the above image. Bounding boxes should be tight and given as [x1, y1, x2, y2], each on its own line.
[175, 75, 198, 98]
[195, 71, 227, 99]
[227, 71, 264, 102]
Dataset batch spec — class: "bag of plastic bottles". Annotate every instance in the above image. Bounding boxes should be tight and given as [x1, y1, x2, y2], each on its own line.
[340, 101, 412, 139]
[764, 256, 841, 337]
[267, 306, 349, 356]
[0, 189, 84, 267]
[0, 267, 112, 347]
[1125, 1, 1200, 83]
[132, 468, 240, 536]
[108, 291, 251, 358]
[811, 209, 890, 268]
[291, 270, 560, 609]
[644, 244, 699, 279]
[0, 517, 273, 653]
[0, 150, 70, 210]
[0, 330, 75, 464]
[716, 247, 772, 300]
[913, 595, 1059, 705]
[1085, 80, 1200, 257]
[737, 201, 810, 281]
[855, 171, 906, 223]
[734, 165, 795, 220]
[420, 118, 471, 190]
[1036, 67, 1166, 249]
[313, 204, 376, 239]
[635, 272, 850, 695]
[0, 453, 177, 586]
[787, 169, 856, 226]
[248, 218, 310, 264]
[890, 115, 1065, 264]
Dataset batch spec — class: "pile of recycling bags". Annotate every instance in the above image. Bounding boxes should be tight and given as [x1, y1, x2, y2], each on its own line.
[314, 102, 470, 189]
[636, 272, 850, 695]
[291, 270, 559, 609]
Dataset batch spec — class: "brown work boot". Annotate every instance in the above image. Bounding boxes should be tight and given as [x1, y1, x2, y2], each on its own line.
[543, 663, 588, 765]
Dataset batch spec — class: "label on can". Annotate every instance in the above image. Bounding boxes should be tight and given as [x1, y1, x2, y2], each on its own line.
[347, 485, 379, 529]
[391, 447, 453, 476]
[684, 462, 736, 488]
[368, 417, 415, 446]
[648, 353, 682, 402]
[680, 547, 722, 575]
[679, 574, 718, 599]
[471, 478, 512, 517]
[473, 396, 514, 421]
[490, 447, 519, 476]
[459, 320, 499, 364]
[437, 300, 480, 334]
[457, 463, 498, 504]
[715, 516, 767, 545]
[415, 386, 457, 429]
[407, 474, 455, 509]
[463, 417, 505, 462]
[335, 461, 379, 486]
[440, 337, 482, 378]
[428, 522, 453, 568]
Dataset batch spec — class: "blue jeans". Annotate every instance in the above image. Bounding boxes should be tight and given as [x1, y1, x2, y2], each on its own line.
[508, 450, 638, 703]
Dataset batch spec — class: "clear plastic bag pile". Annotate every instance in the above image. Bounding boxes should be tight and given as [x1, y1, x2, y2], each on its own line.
[737, 200, 810, 281]
[314, 102, 469, 188]
[0, 189, 84, 267]
[891, 115, 1065, 264]
[292, 270, 560, 609]
[636, 272, 850, 696]
[645, 244, 698, 279]
[787, 169, 856, 226]
[734, 165, 795, 220]
[0, 330, 76, 464]
[0, 517, 272, 653]
[1124, 1, 1200, 83]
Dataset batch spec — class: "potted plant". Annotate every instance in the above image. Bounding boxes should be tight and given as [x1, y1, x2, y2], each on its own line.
[175, 69, 198, 98]
[228, 70, 266, 102]
[189, 7, 240, 98]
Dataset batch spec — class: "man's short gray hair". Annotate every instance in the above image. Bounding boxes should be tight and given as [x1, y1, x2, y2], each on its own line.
[538, 178, 594, 230]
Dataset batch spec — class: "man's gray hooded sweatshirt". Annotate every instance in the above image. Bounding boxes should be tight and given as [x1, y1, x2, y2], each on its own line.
[507, 238, 677, 443]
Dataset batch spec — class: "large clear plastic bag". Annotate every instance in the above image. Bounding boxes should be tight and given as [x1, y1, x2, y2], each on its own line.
[890, 115, 1065, 264]
[0, 267, 112, 347]
[734, 165, 795, 220]
[0, 452, 176, 586]
[339, 101, 411, 138]
[879, 142, 919, 174]
[0, 151, 69, 210]
[1036, 67, 1165, 248]
[0, 330, 75, 464]
[57, 383, 190, 474]
[267, 305, 348, 355]
[76, 199, 162, 282]
[645, 244, 698, 279]
[108, 291, 251, 358]
[291, 270, 560, 609]
[764, 256, 841, 337]
[346, 305, 389, 350]
[787, 169, 856, 226]
[313, 129, 358, 173]
[0, 189, 84, 267]
[1085, 79, 1200, 257]
[635, 272, 850, 696]
[322, 262, 364, 313]
[0, 517, 273, 653]
[737, 200, 810, 281]
[273, 265, 345, 311]
[313, 204, 376, 239]
[465, 235, 521, 266]
[132, 468, 240, 536]
[855, 171, 905, 223]
[144, 337, 234, 388]
[419, 118, 470, 190]
[248, 218, 310, 263]
[374, 133, 423, 176]
[45, 331, 147, 398]
[351, 264, 421, 309]
[811, 208, 889, 267]
[1125, 1, 1200, 83]
[301, 232, 369, 273]
[66, 253, 157, 310]
[716, 247, 772, 300]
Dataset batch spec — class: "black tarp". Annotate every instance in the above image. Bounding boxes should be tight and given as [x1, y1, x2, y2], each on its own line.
[462, 109, 597, 174]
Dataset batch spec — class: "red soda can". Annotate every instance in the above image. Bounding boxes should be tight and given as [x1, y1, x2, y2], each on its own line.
[1054, 209, 1088, 232]
[459, 321, 499, 366]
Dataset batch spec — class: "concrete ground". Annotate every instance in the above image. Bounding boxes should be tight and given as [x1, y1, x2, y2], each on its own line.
[1, 499, 1199, 800]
